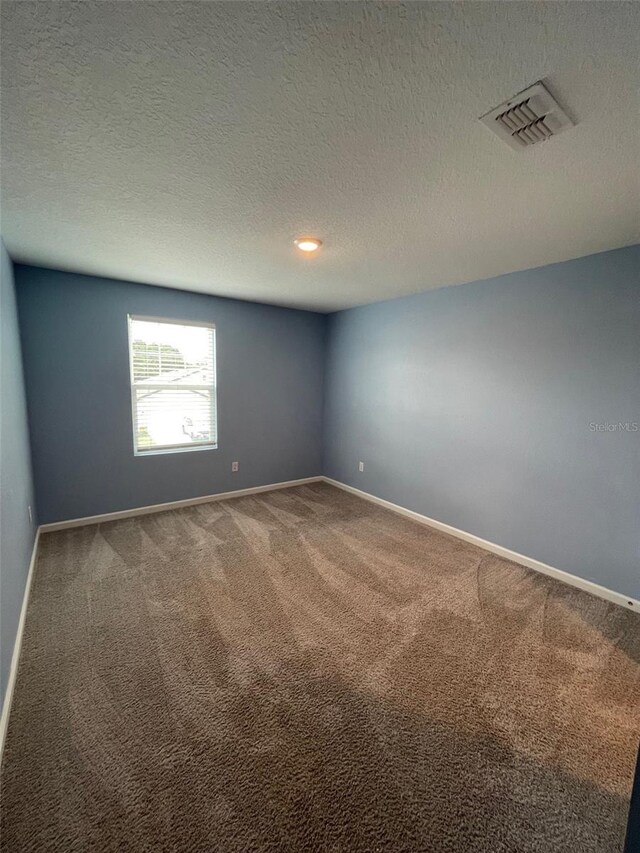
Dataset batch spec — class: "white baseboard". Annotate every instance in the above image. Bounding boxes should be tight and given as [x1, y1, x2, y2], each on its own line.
[0, 529, 40, 761]
[322, 477, 639, 613]
[38, 476, 324, 532]
[38, 474, 639, 611]
[4, 473, 635, 764]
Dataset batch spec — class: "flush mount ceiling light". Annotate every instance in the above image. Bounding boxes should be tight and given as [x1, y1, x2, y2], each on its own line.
[294, 236, 322, 253]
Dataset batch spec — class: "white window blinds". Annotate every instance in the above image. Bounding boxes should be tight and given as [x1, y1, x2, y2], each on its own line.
[128, 316, 217, 454]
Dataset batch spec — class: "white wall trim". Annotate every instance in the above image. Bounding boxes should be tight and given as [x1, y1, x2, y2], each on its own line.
[322, 477, 639, 613]
[39, 474, 639, 611]
[38, 476, 324, 532]
[4, 473, 634, 762]
[0, 529, 40, 761]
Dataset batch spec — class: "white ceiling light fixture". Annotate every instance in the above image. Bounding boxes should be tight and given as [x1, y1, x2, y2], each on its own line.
[294, 236, 323, 253]
[480, 81, 575, 150]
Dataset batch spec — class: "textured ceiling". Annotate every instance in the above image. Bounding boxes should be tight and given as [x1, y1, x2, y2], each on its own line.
[1, 2, 639, 312]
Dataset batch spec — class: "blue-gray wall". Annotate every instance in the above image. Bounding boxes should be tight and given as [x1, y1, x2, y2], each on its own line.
[324, 245, 640, 601]
[13, 246, 640, 600]
[1, 242, 37, 706]
[16, 265, 325, 524]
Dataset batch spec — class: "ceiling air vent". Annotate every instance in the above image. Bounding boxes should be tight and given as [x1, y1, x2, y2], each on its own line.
[480, 82, 574, 150]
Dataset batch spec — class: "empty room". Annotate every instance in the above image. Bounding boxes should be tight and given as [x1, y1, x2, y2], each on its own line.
[1, 2, 639, 851]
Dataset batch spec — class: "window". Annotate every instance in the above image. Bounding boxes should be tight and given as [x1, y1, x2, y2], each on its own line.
[128, 316, 217, 455]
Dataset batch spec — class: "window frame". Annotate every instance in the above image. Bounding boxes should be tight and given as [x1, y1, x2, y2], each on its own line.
[127, 314, 218, 457]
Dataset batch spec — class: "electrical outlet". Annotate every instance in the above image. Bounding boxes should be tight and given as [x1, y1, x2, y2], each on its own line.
[358, 461, 364, 472]
[231, 461, 239, 472]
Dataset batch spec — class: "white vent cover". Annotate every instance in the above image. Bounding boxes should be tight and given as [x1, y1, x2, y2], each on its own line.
[480, 82, 574, 150]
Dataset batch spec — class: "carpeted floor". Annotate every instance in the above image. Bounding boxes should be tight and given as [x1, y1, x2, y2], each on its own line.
[1, 482, 639, 852]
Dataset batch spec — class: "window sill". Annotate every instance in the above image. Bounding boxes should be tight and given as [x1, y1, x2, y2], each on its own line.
[134, 444, 218, 458]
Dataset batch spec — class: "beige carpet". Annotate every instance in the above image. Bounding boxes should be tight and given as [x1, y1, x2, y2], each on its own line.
[1, 482, 639, 852]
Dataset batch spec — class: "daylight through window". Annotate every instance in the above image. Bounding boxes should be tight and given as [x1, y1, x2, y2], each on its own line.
[128, 316, 217, 454]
